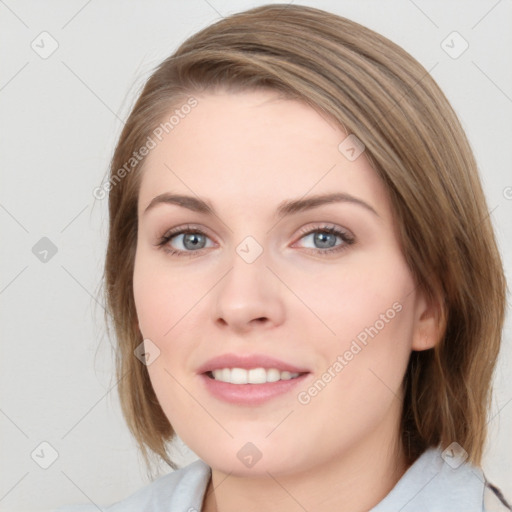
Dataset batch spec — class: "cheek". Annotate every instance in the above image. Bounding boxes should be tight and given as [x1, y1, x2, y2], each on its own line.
[299, 252, 416, 404]
[132, 250, 206, 413]
[293, 251, 415, 346]
[132, 249, 189, 338]
[133, 261, 197, 424]
[133, 281, 177, 338]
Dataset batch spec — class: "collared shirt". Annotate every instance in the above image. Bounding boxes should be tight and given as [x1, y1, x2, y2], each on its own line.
[56, 446, 511, 512]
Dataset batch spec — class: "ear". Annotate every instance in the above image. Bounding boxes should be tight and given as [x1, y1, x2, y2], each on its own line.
[411, 288, 445, 351]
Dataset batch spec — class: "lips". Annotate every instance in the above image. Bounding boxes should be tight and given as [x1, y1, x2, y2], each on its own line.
[197, 353, 311, 405]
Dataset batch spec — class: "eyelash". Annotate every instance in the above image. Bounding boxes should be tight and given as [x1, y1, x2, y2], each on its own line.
[155, 223, 355, 258]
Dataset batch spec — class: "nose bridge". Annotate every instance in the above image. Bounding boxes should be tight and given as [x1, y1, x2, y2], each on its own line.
[212, 236, 285, 330]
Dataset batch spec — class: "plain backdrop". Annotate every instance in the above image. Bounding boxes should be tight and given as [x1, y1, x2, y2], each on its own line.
[0, 1, 511, 511]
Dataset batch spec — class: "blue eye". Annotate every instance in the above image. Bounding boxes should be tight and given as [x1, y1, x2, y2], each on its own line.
[156, 224, 355, 257]
[156, 225, 213, 257]
[294, 225, 355, 254]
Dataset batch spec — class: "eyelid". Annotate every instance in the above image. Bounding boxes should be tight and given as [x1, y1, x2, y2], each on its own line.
[293, 223, 354, 243]
[155, 222, 355, 257]
[158, 223, 213, 242]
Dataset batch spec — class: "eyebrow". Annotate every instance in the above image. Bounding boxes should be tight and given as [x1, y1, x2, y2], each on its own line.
[143, 192, 379, 218]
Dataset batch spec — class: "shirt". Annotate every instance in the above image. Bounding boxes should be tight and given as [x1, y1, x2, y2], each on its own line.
[56, 446, 511, 512]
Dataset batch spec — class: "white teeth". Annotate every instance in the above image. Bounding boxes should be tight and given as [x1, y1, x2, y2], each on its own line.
[210, 367, 300, 384]
[248, 368, 267, 384]
[212, 369, 223, 381]
[231, 368, 248, 384]
[266, 368, 281, 383]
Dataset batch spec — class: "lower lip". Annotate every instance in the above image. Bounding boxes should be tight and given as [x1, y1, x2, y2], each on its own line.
[199, 373, 310, 405]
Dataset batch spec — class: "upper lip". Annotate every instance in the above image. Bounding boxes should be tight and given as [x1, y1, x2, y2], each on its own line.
[197, 353, 310, 374]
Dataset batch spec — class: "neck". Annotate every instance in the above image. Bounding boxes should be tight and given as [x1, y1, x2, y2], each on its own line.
[201, 413, 408, 512]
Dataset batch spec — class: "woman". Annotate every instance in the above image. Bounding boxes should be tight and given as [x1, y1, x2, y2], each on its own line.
[75, 4, 510, 511]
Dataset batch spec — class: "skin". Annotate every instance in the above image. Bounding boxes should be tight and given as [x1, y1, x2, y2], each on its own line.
[132, 89, 439, 512]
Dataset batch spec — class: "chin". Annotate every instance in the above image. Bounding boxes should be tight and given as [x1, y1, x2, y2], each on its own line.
[188, 436, 310, 477]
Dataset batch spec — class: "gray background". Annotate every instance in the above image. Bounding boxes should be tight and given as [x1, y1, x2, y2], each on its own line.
[1, 1, 511, 510]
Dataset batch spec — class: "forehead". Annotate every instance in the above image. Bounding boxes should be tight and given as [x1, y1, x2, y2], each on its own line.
[137, 89, 389, 220]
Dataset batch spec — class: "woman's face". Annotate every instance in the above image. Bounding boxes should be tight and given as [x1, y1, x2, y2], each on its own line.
[133, 89, 433, 476]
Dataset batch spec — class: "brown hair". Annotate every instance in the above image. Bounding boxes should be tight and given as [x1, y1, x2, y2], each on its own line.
[102, 3, 507, 471]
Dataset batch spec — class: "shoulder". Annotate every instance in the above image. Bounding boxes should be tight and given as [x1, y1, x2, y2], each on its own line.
[371, 446, 512, 512]
[104, 459, 211, 512]
[54, 459, 211, 512]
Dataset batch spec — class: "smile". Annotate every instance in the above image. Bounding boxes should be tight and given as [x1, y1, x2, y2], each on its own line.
[208, 367, 301, 384]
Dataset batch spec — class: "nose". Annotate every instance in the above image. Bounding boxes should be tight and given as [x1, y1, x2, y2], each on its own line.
[212, 248, 285, 334]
